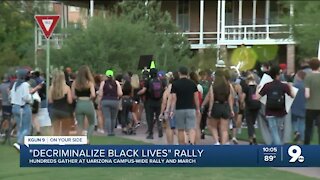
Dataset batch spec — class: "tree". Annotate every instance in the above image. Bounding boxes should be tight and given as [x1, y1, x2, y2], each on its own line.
[52, 16, 160, 74]
[282, 1, 320, 59]
[114, 0, 192, 70]
[0, 1, 35, 75]
[53, 0, 192, 73]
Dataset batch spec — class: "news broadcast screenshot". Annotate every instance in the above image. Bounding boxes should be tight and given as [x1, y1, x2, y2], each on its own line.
[1, 0, 320, 180]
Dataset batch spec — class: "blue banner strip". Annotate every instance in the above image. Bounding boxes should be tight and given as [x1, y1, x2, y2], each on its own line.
[20, 145, 320, 167]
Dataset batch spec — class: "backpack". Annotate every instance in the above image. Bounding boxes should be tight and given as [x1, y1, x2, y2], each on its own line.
[199, 80, 210, 100]
[246, 85, 261, 110]
[148, 78, 164, 100]
[266, 82, 285, 110]
[103, 80, 118, 99]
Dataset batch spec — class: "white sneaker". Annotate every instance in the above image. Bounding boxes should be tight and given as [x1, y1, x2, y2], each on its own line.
[214, 142, 220, 145]
[232, 137, 239, 145]
[97, 129, 105, 134]
[13, 143, 20, 152]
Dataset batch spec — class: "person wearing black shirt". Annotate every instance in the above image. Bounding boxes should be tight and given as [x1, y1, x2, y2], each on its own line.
[170, 67, 200, 145]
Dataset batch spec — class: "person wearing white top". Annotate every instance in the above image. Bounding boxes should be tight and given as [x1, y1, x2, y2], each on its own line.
[10, 69, 32, 151]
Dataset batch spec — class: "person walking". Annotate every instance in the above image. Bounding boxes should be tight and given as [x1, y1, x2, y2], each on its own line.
[160, 71, 179, 144]
[243, 72, 261, 145]
[257, 65, 294, 145]
[170, 67, 200, 145]
[304, 58, 320, 145]
[291, 70, 306, 144]
[138, 68, 165, 139]
[207, 69, 234, 145]
[72, 65, 96, 140]
[49, 69, 74, 136]
[98, 70, 123, 136]
[11, 69, 33, 151]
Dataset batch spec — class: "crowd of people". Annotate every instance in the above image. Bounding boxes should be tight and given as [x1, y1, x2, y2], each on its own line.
[1, 57, 320, 151]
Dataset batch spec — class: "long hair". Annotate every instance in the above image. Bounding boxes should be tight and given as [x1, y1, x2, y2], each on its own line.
[189, 72, 199, 84]
[51, 69, 66, 100]
[131, 74, 140, 89]
[213, 70, 230, 101]
[74, 65, 94, 90]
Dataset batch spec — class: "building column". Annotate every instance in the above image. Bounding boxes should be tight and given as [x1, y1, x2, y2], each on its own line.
[90, 0, 94, 17]
[265, 0, 270, 39]
[289, 1, 294, 39]
[238, 0, 242, 26]
[221, 0, 226, 40]
[287, 44, 295, 75]
[216, 0, 221, 61]
[64, 5, 68, 28]
[199, 0, 204, 45]
[252, 0, 257, 28]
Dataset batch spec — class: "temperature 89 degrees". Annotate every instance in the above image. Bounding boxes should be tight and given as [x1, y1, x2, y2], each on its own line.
[264, 155, 276, 162]
[288, 145, 305, 163]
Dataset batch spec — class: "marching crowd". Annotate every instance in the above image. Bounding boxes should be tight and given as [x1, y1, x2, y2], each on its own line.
[1, 57, 320, 151]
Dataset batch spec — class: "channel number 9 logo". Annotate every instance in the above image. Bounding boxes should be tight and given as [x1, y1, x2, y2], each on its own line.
[288, 145, 304, 163]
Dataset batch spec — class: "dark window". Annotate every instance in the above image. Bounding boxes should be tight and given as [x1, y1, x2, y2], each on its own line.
[177, 0, 189, 31]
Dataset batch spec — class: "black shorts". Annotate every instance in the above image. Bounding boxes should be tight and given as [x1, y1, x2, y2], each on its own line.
[211, 103, 230, 120]
[2, 105, 12, 118]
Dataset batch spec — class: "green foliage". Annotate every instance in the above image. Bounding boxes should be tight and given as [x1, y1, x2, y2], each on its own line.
[54, 0, 192, 74]
[190, 46, 217, 71]
[0, 1, 35, 75]
[281, 1, 320, 59]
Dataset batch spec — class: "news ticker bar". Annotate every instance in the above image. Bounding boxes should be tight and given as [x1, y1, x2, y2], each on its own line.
[20, 145, 320, 167]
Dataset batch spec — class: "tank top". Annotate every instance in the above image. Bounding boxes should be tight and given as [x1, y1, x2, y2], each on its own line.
[213, 83, 230, 103]
[102, 80, 118, 100]
[75, 88, 91, 97]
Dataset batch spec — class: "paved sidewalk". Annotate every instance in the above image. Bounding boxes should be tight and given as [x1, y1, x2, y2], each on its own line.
[112, 124, 320, 179]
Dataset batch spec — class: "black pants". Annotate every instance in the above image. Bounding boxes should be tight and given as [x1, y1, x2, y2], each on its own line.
[304, 109, 320, 145]
[200, 105, 209, 131]
[146, 99, 162, 135]
[121, 97, 133, 128]
[245, 109, 259, 138]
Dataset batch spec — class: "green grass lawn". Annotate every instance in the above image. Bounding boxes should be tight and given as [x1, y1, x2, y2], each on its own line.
[0, 136, 317, 180]
[235, 128, 319, 145]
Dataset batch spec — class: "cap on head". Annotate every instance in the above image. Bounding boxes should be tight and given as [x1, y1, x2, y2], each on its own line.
[105, 70, 114, 77]
[16, 68, 28, 79]
[215, 60, 226, 68]
[279, 63, 287, 70]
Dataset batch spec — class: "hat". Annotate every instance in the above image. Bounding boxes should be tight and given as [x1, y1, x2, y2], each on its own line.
[215, 60, 226, 68]
[105, 70, 114, 77]
[16, 68, 28, 79]
[158, 70, 165, 78]
[279, 63, 287, 70]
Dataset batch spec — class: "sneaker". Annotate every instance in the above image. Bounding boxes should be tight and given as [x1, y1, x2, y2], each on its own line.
[214, 142, 220, 145]
[146, 134, 154, 139]
[97, 129, 105, 134]
[253, 137, 257, 145]
[134, 122, 141, 129]
[13, 143, 20, 152]
[232, 137, 238, 145]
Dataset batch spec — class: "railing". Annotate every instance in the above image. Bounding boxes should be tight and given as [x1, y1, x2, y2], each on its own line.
[35, 24, 295, 50]
[182, 32, 218, 45]
[224, 24, 292, 41]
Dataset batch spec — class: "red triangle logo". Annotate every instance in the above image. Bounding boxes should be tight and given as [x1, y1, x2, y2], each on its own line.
[35, 15, 60, 39]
